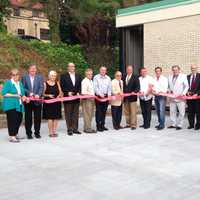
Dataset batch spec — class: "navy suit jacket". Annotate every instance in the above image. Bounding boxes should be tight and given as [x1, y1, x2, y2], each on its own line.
[21, 74, 44, 104]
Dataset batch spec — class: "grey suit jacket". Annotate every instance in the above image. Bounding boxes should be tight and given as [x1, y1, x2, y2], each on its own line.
[21, 74, 44, 104]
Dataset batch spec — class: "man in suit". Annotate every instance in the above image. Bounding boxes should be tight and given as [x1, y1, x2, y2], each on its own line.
[123, 65, 140, 130]
[60, 63, 82, 135]
[21, 64, 44, 139]
[187, 64, 200, 130]
[111, 71, 123, 130]
[168, 65, 189, 130]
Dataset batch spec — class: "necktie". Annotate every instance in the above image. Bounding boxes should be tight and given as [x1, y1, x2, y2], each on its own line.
[191, 75, 196, 91]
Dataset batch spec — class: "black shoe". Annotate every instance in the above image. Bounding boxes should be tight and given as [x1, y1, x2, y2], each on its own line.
[27, 135, 33, 139]
[84, 130, 97, 134]
[157, 126, 164, 130]
[139, 125, 144, 128]
[73, 130, 82, 134]
[176, 127, 182, 130]
[155, 125, 159, 128]
[118, 125, 124, 129]
[168, 126, 176, 129]
[187, 126, 194, 129]
[35, 135, 41, 139]
[131, 127, 136, 130]
[67, 130, 73, 136]
[97, 127, 104, 132]
[114, 127, 119, 130]
[103, 127, 109, 131]
[144, 126, 150, 129]
[194, 126, 200, 130]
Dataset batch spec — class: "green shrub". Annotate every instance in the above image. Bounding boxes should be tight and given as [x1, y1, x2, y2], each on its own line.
[29, 40, 89, 75]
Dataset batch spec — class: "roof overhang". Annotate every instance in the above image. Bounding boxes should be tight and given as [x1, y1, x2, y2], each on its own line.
[116, 0, 200, 28]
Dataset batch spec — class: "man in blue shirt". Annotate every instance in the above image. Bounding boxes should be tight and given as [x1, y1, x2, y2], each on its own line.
[93, 66, 112, 132]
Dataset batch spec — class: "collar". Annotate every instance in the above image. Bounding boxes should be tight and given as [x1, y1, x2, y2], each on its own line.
[11, 79, 19, 85]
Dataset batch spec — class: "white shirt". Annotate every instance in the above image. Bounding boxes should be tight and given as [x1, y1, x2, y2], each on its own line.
[29, 75, 34, 91]
[126, 73, 132, 85]
[153, 75, 168, 93]
[11, 79, 22, 104]
[69, 72, 75, 86]
[81, 77, 94, 95]
[139, 75, 155, 101]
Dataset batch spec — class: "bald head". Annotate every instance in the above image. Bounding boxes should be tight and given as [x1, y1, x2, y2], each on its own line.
[191, 64, 198, 75]
[68, 62, 75, 73]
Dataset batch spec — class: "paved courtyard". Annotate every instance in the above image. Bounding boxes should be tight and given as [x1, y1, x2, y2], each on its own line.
[0, 114, 200, 200]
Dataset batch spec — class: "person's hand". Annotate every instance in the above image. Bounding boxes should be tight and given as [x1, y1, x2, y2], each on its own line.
[34, 95, 40, 99]
[48, 94, 54, 98]
[26, 97, 30, 103]
[29, 93, 34, 97]
[100, 94, 105, 98]
[68, 92, 73, 96]
[21, 96, 27, 102]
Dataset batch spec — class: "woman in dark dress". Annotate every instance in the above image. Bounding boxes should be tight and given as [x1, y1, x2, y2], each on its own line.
[43, 70, 62, 137]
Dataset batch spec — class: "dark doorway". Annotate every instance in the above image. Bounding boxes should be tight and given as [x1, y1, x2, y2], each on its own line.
[119, 25, 144, 75]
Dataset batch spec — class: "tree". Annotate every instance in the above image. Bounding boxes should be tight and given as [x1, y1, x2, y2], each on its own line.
[123, 0, 160, 7]
[0, 0, 11, 32]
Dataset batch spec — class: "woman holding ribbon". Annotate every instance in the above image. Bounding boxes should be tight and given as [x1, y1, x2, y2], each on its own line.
[43, 70, 62, 137]
[1, 69, 27, 143]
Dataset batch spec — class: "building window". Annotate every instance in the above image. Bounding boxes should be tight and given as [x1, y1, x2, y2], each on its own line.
[18, 29, 25, 36]
[40, 29, 50, 40]
[13, 8, 20, 16]
[33, 10, 39, 17]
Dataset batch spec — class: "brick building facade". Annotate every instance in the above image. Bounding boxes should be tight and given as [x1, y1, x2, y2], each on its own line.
[116, 0, 200, 75]
[4, 0, 49, 41]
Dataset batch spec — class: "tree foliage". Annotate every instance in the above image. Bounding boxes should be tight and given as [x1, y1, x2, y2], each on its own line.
[0, 0, 11, 32]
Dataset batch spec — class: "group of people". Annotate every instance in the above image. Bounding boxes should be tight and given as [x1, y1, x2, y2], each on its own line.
[1, 62, 200, 143]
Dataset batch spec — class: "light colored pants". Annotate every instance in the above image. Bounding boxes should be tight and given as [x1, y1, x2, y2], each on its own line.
[82, 99, 95, 131]
[124, 101, 137, 128]
[170, 101, 186, 127]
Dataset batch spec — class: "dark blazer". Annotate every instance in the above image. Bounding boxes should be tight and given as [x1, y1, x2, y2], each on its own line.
[60, 72, 82, 103]
[123, 74, 140, 102]
[187, 73, 200, 95]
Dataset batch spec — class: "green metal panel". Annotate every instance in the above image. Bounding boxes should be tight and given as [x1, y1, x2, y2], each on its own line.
[117, 0, 200, 17]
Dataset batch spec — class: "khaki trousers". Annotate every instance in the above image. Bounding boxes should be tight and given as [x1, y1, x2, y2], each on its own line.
[82, 99, 95, 131]
[124, 101, 137, 128]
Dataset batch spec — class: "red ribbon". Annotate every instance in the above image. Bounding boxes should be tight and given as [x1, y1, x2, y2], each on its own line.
[26, 92, 200, 104]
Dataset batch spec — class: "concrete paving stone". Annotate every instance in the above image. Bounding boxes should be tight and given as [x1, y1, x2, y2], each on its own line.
[0, 114, 200, 200]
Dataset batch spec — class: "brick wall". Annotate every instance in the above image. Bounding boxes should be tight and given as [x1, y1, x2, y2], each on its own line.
[144, 15, 200, 76]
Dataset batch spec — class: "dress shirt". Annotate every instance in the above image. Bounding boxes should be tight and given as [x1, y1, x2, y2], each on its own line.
[153, 75, 168, 93]
[126, 73, 132, 85]
[11, 79, 22, 104]
[29, 75, 34, 91]
[81, 77, 95, 95]
[93, 74, 112, 96]
[69, 72, 75, 86]
[139, 75, 154, 101]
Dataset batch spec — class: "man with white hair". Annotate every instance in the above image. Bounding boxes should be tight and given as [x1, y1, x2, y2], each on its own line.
[168, 65, 189, 130]
[60, 63, 82, 136]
